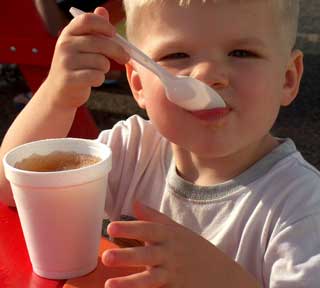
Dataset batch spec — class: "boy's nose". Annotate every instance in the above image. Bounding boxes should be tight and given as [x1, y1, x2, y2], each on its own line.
[190, 61, 229, 89]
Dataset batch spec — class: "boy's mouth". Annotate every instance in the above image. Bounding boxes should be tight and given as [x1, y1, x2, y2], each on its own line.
[189, 107, 231, 121]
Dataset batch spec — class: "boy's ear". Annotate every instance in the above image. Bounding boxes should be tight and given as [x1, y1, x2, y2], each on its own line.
[281, 49, 304, 106]
[125, 62, 146, 109]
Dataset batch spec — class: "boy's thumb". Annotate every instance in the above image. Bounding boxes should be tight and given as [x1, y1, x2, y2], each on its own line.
[133, 201, 175, 225]
[94, 6, 110, 21]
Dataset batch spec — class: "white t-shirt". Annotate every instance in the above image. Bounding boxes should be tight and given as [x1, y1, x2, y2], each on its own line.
[97, 115, 320, 288]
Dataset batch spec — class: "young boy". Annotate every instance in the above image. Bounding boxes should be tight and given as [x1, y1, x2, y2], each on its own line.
[1, 0, 319, 287]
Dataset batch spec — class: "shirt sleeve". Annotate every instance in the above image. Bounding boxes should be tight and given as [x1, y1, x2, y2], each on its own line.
[96, 115, 166, 220]
[263, 174, 320, 288]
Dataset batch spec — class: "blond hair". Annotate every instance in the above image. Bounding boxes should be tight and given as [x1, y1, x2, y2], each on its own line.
[122, 0, 300, 49]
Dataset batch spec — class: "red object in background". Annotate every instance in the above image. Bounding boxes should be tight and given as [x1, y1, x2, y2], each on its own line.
[104, 0, 126, 27]
[0, 201, 64, 287]
[0, 0, 126, 140]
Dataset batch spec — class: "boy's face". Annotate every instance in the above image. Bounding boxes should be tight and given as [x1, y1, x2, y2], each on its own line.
[127, 1, 303, 158]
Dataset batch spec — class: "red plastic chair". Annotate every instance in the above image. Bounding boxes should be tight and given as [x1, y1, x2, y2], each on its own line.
[0, 1, 125, 139]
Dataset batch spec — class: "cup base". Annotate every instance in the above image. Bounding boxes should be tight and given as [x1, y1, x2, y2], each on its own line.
[33, 260, 98, 280]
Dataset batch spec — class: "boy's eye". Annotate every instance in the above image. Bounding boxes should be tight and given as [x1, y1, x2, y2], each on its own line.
[160, 52, 189, 61]
[229, 50, 257, 58]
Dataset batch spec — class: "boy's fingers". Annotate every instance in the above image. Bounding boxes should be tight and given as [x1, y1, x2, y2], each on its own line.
[66, 13, 116, 37]
[133, 201, 176, 225]
[107, 221, 168, 243]
[62, 52, 110, 73]
[77, 36, 129, 64]
[69, 69, 106, 88]
[102, 245, 164, 267]
[58, 35, 129, 65]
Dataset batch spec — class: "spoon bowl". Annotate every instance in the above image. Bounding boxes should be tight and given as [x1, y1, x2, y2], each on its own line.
[70, 7, 226, 111]
[167, 75, 226, 110]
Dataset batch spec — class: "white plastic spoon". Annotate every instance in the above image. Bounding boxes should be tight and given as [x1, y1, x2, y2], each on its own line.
[70, 7, 226, 111]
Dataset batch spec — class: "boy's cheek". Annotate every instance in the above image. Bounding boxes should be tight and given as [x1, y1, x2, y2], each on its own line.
[141, 76, 167, 104]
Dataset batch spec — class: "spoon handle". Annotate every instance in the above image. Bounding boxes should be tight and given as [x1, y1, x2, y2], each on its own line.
[112, 34, 170, 80]
[69, 7, 170, 82]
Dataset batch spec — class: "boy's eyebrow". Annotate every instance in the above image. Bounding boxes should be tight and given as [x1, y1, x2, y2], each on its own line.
[143, 36, 268, 56]
[149, 36, 267, 49]
[231, 37, 267, 48]
[143, 40, 187, 58]
[145, 35, 186, 52]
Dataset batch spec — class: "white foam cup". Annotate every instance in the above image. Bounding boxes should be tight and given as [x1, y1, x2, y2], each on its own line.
[3, 138, 112, 279]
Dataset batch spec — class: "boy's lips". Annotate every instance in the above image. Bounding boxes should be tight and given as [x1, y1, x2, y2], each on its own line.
[189, 107, 231, 121]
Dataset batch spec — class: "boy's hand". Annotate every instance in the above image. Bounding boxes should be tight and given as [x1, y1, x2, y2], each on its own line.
[46, 7, 129, 109]
[102, 202, 258, 288]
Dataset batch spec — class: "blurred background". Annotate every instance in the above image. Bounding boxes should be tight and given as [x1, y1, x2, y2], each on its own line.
[0, 0, 319, 168]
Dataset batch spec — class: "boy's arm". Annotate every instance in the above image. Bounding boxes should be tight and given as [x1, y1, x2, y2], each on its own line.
[0, 7, 129, 206]
[0, 81, 77, 206]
